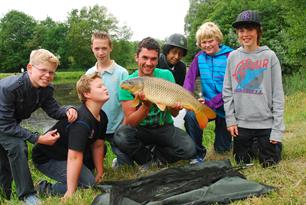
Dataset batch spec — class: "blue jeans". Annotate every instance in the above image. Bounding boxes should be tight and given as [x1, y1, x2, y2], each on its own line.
[33, 159, 95, 195]
[114, 124, 196, 165]
[184, 111, 232, 159]
[0, 133, 36, 200]
[105, 133, 133, 166]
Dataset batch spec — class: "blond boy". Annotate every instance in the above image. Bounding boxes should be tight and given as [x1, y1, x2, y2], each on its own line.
[0, 49, 77, 204]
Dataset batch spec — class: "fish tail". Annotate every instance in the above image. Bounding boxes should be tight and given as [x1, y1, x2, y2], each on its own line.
[194, 110, 209, 129]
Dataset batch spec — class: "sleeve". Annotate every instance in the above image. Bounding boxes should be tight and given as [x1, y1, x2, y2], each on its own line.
[120, 68, 129, 81]
[270, 54, 285, 142]
[118, 85, 134, 101]
[183, 54, 200, 92]
[222, 55, 236, 127]
[68, 121, 91, 152]
[0, 87, 39, 143]
[163, 70, 176, 83]
[205, 93, 224, 110]
[98, 111, 108, 140]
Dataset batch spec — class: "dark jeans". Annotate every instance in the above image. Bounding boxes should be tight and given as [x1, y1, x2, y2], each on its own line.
[233, 128, 282, 167]
[113, 125, 196, 165]
[105, 133, 133, 166]
[33, 159, 95, 195]
[0, 133, 35, 199]
[184, 111, 232, 158]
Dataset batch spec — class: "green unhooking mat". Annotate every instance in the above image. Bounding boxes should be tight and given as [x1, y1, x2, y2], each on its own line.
[92, 160, 275, 205]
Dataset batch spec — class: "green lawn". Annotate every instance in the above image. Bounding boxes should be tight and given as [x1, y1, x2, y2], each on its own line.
[0, 72, 305, 204]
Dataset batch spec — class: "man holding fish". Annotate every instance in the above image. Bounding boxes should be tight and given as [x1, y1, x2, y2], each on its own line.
[113, 37, 197, 167]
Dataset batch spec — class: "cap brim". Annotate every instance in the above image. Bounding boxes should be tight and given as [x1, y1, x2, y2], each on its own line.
[232, 21, 261, 28]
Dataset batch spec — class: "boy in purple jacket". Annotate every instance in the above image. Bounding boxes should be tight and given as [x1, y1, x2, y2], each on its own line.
[184, 22, 233, 164]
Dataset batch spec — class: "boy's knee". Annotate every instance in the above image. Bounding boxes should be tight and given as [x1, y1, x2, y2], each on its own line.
[80, 175, 95, 188]
[184, 111, 196, 122]
[113, 125, 136, 149]
[7, 140, 27, 158]
[183, 140, 196, 159]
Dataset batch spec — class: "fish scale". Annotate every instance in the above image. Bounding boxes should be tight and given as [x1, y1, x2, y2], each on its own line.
[120, 76, 216, 128]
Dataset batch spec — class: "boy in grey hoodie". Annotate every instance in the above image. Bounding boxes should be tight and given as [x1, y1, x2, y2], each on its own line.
[223, 10, 285, 167]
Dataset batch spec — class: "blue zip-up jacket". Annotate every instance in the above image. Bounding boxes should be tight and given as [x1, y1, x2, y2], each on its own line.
[184, 45, 233, 117]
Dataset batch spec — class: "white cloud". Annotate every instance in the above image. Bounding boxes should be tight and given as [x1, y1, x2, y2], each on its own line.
[0, 0, 189, 41]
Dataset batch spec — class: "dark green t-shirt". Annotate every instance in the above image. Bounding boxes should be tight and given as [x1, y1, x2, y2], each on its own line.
[119, 68, 175, 127]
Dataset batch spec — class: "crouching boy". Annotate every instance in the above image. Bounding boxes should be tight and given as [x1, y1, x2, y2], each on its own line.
[32, 73, 109, 198]
[0, 49, 77, 205]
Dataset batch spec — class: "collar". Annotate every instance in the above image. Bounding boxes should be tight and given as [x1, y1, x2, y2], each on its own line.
[95, 60, 116, 74]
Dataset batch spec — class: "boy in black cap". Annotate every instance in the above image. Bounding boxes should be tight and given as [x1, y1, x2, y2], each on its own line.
[157, 33, 188, 129]
[223, 10, 285, 167]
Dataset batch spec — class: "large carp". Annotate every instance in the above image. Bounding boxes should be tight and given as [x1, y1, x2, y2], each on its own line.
[120, 76, 216, 129]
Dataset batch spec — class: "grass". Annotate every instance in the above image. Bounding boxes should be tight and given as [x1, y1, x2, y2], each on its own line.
[1, 72, 306, 204]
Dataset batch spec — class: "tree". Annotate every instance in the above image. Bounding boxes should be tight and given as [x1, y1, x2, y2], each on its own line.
[29, 17, 70, 69]
[280, 0, 306, 74]
[184, 0, 300, 74]
[0, 10, 37, 72]
[65, 5, 119, 69]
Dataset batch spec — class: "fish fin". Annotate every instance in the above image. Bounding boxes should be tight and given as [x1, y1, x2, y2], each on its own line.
[195, 110, 209, 129]
[131, 96, 140, 107]
[156, 103, 166, 111]
[202, 104, 217, 119]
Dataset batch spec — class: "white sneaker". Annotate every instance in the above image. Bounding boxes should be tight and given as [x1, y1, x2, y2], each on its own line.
[190, 157, 204, 165]
[112, 158, 118, 169]
[23, 194, 41, 205]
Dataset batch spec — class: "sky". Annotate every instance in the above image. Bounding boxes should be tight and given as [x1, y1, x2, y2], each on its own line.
[0, 0, 190, 41]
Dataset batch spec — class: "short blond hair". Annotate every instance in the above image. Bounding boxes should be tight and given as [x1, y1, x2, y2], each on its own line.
[76, 72, 101, 103]
[91, 31, 112, 48]
[29, 49, 60, 67]
[196, 22, 223, 47]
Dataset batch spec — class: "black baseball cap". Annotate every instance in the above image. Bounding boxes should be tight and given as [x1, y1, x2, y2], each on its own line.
[232, 10, 261, 28]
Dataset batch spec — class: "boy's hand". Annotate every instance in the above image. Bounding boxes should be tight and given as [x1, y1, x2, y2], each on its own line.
[198, 97, 205, 104]
[66, 108, 78, 123]
[37, 129, 60, 145]
[227, 125, 238, 137]
[95, 173, 104, 184]
[62, 190, 73, 200]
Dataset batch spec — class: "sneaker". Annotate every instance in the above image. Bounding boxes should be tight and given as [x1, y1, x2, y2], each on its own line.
[23, 194, 41, 205]
[112, 158, 118, 169]
[139, 159, 162, 172]
[190, 157, 204, 165]
[36, 180, 52, 196]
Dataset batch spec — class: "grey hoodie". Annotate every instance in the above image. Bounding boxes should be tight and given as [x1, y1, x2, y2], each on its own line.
[223, 46, 285, 142]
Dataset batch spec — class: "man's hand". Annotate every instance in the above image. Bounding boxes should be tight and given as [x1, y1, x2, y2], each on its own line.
[169, 102, 183, 111]
[66, 108, 78, 123]
[198, 97, 205, 104]
[37, 129, 60, 145]
[137, 91, 152, 108]
[227, 125, 238, 137]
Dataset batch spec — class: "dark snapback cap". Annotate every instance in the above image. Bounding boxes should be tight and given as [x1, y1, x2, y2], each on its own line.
[232, 10, 261, 28]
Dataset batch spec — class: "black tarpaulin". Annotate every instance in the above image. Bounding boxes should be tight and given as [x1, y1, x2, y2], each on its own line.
[92, 160, 274, 205]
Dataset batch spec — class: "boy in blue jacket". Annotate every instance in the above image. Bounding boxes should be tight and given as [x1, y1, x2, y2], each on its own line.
[184, 22, 233, 164]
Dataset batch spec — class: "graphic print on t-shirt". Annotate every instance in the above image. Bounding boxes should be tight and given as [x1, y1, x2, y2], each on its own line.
[232, 58, 268, 94]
